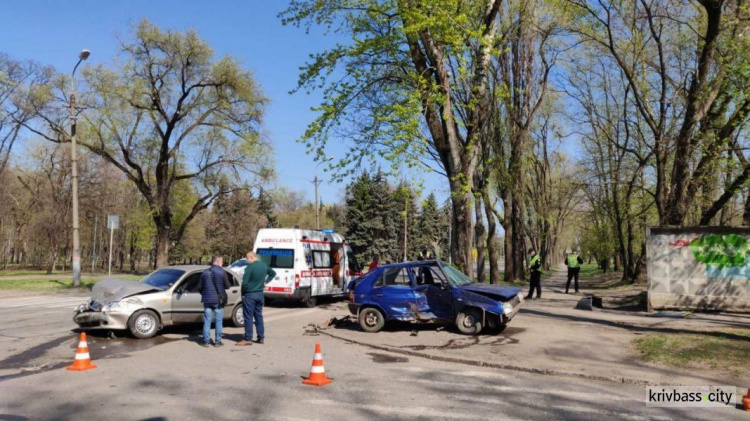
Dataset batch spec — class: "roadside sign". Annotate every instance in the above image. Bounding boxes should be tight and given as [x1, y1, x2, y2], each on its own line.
[107, 214, 119, 230]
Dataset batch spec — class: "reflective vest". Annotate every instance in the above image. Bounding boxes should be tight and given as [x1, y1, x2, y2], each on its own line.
[567, 254, 580, 269]
[529, 254, 540, 269]
[418, 250, 433, 260]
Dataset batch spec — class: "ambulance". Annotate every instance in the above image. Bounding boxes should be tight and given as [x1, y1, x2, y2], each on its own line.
[244, 228, 363, 307]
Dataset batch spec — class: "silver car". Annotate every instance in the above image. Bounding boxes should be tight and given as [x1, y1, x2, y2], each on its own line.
[73, 265, 244, 339]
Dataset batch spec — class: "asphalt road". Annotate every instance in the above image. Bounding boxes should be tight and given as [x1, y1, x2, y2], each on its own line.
[0, 292, 745, 420]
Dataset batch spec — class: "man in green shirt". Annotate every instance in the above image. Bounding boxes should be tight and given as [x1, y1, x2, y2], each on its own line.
[236, 251, 276, 346]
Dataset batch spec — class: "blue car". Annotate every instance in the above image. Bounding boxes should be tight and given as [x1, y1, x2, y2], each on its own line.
[347, 260, 524, 335]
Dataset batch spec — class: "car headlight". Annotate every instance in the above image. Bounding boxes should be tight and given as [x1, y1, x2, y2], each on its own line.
[517, 292, 525, 301]
[102, 297, 143, 313]
[75, 304, 87, 313]
[503, 301, 513, 315]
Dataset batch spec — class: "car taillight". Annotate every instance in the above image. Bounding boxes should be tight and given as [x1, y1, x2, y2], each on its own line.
[294, 274, 300, 289]
[348, 292, 354, 303]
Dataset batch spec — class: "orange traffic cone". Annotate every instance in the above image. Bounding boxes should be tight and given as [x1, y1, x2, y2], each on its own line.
[743, 389, 750, 411]
[67, 332, 97, 371]
[302, 343, 332, 386]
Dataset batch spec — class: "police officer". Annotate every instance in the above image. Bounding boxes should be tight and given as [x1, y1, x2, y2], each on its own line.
[526, 248, 542, 300]
[564, 249, 584, 294]
[417, 245, 433, 261]
[417, 245, 434, 285]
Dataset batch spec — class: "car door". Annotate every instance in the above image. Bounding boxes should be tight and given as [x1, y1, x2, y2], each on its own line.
[171, 271, 204, 323]
[370, 266, 418, 321]
[414, 264, 454, 320]
[224, 269, 241, 316]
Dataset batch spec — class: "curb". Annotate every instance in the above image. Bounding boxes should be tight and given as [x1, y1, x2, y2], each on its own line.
[319, 330, 679, 387]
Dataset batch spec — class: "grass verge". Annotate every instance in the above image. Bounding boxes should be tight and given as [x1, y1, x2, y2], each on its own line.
[0, 275, 141, 291]
[633, 330, 750, 376]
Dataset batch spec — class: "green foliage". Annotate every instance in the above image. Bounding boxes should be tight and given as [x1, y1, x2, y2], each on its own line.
[280, 0, 495, 179]
[204, 189, 267, 263]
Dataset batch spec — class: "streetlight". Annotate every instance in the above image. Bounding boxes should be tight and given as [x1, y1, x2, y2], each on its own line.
[70, 49, 90, 286]
[312, 157, 333, 230]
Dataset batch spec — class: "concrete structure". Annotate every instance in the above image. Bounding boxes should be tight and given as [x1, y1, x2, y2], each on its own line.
[647, 226, 750, 312]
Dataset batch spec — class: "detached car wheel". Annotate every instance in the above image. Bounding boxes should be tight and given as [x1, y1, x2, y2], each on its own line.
[231, 304, 245, 327]
[456, 308, 483, 335]
[128, 309, 159, 339]
[358, 307, 385, 333]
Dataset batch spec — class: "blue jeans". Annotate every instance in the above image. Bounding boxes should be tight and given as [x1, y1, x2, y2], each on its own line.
[203, 304, 224, 344]
[242, 293, 264, 341]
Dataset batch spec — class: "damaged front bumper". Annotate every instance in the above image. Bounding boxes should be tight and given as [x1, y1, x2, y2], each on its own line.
[73, 310, 130, 330]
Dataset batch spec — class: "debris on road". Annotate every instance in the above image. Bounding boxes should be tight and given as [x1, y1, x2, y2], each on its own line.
[410, 330, 418, 337]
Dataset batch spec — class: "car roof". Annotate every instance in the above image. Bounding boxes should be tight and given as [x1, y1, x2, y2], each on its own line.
[159, 265, 210, 271]
[378, 259, 444, 269]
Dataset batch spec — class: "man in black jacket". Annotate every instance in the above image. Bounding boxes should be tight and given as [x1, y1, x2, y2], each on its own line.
[198, 255, 231, 347]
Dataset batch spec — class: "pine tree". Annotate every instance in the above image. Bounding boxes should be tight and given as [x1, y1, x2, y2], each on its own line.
[370, 169, 400, 263]
[344, 171, 374, 258]
[257, 187, 277, 228]
[418, 192, 442, 258]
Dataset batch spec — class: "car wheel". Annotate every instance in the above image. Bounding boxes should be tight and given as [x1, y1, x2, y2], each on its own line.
[232, 304, 244, 327]
[128, 310, 159, 339]
[456, 308, 483, 335]
[358, 307, 385, 333]
[303, 296, 317, 308]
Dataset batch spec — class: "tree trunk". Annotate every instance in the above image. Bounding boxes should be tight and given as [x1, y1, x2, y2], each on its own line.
[474, 198, 486, 282]
[46, 248, 56, 275]
[482, 185, 501, 284]
[154, 226, 169, 269]
[450, 189, 474, 275]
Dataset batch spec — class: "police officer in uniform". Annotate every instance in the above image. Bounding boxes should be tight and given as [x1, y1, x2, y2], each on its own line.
[564, 249, 584, 294]
[417, 245, 434, 285]
[417, 245, 433, 261]
[526, 248, 542, 300]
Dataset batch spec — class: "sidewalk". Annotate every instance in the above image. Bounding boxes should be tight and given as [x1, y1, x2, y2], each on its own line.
[318, 268, 750, 387]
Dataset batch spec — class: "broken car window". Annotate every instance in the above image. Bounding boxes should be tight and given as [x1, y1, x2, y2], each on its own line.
[441, 264, 474, 287]
[376, 267, 411, 287]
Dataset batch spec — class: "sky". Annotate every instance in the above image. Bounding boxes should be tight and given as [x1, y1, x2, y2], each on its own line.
[1, 0, 451, 206]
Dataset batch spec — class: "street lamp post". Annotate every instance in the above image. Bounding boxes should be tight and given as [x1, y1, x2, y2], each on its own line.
[70, 49, 90, 286]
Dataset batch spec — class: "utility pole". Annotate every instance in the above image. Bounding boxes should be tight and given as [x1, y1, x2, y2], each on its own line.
[403, 193, 408, 262]
[312, 175, 322, 230]
[91, 213, 98, 273]
[312, 157, 333, 230]
[70, 49, 90, 287]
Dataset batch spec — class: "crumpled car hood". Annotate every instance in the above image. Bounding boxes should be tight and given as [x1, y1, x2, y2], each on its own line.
[90, 278, 159, 303]
[458, 283, 521, 301]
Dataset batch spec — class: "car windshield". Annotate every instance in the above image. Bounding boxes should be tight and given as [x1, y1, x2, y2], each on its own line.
[229, 258, 247, 268]
[141, 268, 185, 290]
[441, 264, 474, 287]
